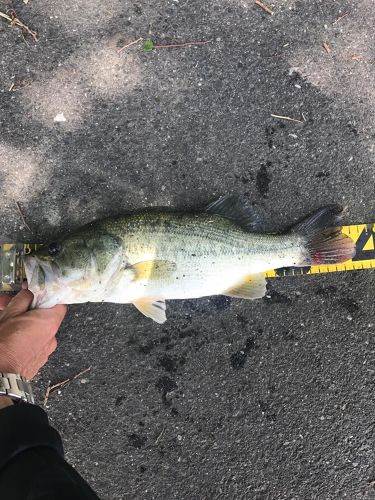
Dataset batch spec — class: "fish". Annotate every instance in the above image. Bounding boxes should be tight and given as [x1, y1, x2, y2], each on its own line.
[23, 196, 356, 323]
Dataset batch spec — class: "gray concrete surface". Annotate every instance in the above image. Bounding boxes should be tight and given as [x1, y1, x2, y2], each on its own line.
[0, 0, 374, 498]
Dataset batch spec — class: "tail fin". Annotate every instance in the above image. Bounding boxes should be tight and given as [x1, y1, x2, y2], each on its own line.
[292, 205, 356, 266]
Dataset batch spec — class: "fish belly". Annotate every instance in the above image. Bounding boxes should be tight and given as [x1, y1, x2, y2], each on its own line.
[104, 244, 300, 303]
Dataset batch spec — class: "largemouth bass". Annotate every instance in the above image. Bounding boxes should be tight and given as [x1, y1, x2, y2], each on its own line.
[24, 196, 355, 323]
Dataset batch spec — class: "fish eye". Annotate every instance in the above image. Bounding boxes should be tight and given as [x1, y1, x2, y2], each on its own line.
[48, 242, 62, 257]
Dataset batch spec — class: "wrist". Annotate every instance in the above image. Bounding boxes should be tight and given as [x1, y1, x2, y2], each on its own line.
[0, 395, 14, 410]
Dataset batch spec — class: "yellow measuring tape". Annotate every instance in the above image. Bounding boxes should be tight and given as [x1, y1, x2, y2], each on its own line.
[265, 223, 375, 278]
[0, 223, 374, 293]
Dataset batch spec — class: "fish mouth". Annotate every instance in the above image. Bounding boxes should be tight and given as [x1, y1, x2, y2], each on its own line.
[23, 255, 62, 308]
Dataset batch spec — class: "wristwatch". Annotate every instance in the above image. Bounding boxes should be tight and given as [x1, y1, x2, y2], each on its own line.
[0, 373, 34, 404]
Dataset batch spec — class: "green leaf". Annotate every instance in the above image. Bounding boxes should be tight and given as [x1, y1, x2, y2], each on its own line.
[143, 39, 154, 52]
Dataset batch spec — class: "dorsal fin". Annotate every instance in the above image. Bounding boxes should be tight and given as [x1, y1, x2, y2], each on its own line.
[206, 195, 261, 231]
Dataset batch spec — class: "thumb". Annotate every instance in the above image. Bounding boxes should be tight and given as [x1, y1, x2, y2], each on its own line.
[0, 295, 13, 310]
[0, 290, 34, 320]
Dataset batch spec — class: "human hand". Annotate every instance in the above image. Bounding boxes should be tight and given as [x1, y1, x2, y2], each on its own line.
[0, 290, 67, 379]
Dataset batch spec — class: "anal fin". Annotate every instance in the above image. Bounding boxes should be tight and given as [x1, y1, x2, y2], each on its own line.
[133, 298, 167, 324]
[224, 273, 266, 299]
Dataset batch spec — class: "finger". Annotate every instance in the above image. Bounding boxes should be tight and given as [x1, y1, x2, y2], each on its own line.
[49, 304, 68, 325]
[0, 295, 14, 310]
[0, 290, 34, 320]
[37, 304, 68, 330]
[47, 336, 58, 355]
[24, 304, 68, 337]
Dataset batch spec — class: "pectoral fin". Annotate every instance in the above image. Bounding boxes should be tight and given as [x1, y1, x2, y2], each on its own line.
[224, 273, 266, 299]
[131, 260, 176, 282]
[133, 298, 167, 324]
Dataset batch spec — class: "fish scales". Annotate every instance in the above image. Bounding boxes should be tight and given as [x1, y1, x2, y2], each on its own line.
[99, 213, 294, 261]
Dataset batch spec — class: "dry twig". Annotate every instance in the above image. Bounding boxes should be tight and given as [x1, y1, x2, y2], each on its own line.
[0, 10, 38, 41]
[351, 54, 367, 62]
[155, 426, 166, 444]
[15, 201, 33, 233]
[43, 367, 91, 406]
[333, 12, 349, 25]
[43, 382, 51, 407]
[255, 0, 274, 15]
[0, 11, 11, 21]
[271, 114, 304, 124]
[8, 78, 32, 91]
[153, 40, 211, 49]
[322, 42, 332, 54]
[117, 37, 144, 53]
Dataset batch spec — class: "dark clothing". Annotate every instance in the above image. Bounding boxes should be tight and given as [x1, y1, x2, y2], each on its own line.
[0, 403, 100, 499]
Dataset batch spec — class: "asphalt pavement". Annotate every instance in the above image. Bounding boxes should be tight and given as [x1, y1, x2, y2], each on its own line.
[0, 0, 374, 498]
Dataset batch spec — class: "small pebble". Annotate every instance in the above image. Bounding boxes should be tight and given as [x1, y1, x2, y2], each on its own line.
[54, 112, 66, 122]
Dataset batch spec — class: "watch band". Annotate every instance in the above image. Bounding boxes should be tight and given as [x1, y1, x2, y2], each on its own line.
[0, 372, 34, 404]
